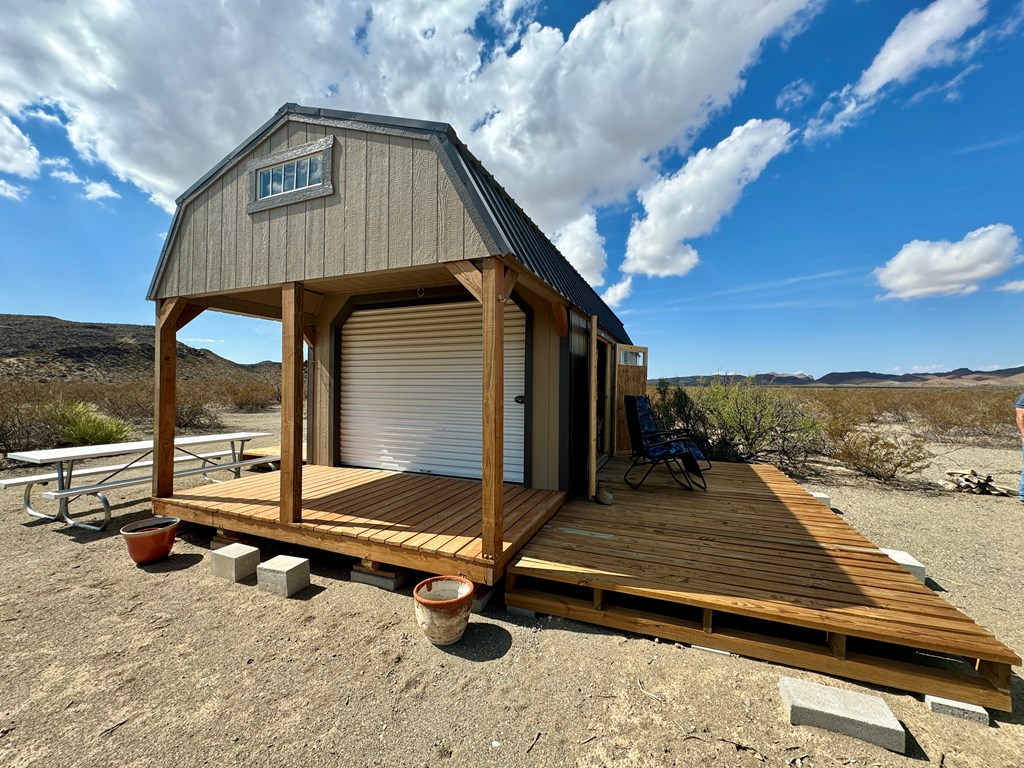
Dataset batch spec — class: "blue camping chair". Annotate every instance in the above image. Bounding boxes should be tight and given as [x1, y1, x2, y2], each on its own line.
[623, 395, 707, 491]
[634, 394, 711, 472]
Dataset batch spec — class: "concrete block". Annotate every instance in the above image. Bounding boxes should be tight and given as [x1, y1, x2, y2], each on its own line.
[506, 605, 537, 619]
[925, 695, 989, 725]
[471, 585, 495, 614]
[350, 564, 408, 591]
[210, 543, 260, 582]
[779, 677, 906, 753]
[880, 548, 926, 583]
[257, 555, 310, 597]
[809, 491, 831, 508]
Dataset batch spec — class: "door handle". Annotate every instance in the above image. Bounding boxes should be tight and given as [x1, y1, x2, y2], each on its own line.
[514, 395, 526, 405]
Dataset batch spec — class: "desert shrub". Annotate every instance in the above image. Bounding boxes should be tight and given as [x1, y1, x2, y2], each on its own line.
[176, 382, 223, 431]
[44, 400, 133, 446]
[220, 378, 279, 412]
[906, 389, 1015, 443]
[830, 429, 932, 481]
[653, 377, 823, 467]
[0, 382, 59, 454]
[93, 380, 154, 425]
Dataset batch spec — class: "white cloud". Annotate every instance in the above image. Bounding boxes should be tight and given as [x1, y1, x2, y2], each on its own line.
[83, 180, 119, 201]
[909, 62, 980, 103]
[0, 179, 28, 201]
[911, 363, 946, 372]
[806, 0, 987, 141]
[874, 223, 1021, 299]
[51, 169, 83, 184]
[997, 279, 1024, 292]
[602, 276, 633, 308]
[776, 78, 814, 111]
[0, 0, 819, 284]
[21, 107, 63, 125]
[553, 211, 606, 286]
[623, 118, 793, 278]
[41, 156, 71, 168]
[0, 114, 39, 177]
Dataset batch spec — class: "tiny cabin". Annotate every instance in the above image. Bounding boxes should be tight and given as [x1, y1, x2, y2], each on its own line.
[148, 104, 647, 584]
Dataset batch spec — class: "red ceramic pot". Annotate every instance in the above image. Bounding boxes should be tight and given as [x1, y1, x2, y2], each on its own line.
[120, 516, 180, 565]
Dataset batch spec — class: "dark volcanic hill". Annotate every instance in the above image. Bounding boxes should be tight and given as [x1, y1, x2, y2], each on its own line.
[654, 366, 1024, 388]
[0, 314, 280, 383]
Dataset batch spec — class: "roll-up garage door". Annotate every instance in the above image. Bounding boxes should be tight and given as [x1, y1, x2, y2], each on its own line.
[339, 301, 526, 483]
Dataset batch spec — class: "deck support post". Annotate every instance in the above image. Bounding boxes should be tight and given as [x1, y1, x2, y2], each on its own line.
[588, 315, 598, 500]
[280, 282, 304, 524]
[481, 257, 504, 560]
[153, 298, 191, 498]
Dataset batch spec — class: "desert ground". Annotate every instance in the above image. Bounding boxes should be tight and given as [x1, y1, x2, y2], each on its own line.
[1, 410, 1022, 768]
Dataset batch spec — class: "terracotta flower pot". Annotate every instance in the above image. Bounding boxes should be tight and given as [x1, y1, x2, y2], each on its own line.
[413, 575, 475, 646]
[120, 516, 180, 565]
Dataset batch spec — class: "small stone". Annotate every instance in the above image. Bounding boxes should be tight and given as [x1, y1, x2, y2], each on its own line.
[925, 695, 989, 725]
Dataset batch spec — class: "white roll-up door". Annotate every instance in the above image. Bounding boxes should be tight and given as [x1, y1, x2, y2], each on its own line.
[339, 301, 526, 483]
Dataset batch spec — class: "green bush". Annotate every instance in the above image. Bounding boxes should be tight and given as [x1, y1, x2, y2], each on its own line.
[44, 400, 133, 446]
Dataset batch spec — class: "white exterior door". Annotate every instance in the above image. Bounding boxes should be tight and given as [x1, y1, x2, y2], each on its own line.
[339, 301, 526, 482]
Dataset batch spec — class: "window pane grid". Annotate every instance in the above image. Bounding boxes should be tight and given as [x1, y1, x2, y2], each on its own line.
[257, 154, 323, 200]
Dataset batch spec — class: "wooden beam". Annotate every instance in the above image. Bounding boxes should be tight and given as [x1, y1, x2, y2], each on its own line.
[827, 632, 847, 660]
[303, 324, 316, 347]
[481, 257, 504, 560]
[153, 298, 187, 498]
[174, 303, 206, 332]
[977, 660, 1011, 694]
[280, 282, 304, 524]
[588, 315, 598, 501]
[501, 267, 519, 303]
[447, 260, 483, 303]
[702, 608, 714, 634]
[551, 302, 569, 337]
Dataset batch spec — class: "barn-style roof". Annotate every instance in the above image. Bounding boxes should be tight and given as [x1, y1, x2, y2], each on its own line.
[149, 103, 629, 343]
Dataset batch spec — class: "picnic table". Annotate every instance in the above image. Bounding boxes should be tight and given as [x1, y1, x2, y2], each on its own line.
[2, 432, 276, 531]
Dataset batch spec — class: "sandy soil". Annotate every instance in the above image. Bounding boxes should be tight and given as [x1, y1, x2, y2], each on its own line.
[1, 412, 1022, 768]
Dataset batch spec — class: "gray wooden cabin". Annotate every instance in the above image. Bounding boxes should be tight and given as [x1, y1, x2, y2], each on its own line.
[148, 104, 646, 579]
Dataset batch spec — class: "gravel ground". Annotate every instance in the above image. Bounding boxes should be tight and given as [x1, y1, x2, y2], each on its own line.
[1, 413, 1022, 767]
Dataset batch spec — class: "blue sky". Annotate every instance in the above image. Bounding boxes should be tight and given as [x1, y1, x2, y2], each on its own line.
[0, 0, 1022, 379]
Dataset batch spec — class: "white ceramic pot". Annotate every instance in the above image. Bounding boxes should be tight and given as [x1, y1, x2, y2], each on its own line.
[413, 575, 475, 646]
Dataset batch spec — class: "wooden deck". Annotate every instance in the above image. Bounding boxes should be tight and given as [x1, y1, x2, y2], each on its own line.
[153, 465, 564, 584]
[506, 458, 1020, 710]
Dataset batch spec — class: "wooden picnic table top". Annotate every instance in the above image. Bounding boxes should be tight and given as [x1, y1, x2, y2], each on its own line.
[7, 432, 271, 465]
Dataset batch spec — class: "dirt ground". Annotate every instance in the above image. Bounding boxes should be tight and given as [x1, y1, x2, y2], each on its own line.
[1, 411, 1022, 768]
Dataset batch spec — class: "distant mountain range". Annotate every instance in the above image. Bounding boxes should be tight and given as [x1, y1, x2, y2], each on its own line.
[654, 367, 1024, 388]
[0, 314, 280, 383]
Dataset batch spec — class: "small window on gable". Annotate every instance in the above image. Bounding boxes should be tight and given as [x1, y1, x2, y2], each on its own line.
[619, 349, 644, 366]
[247, 134, 335, 214]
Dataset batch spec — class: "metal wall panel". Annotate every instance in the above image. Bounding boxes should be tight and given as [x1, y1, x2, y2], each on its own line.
[339, 301, 526, 482]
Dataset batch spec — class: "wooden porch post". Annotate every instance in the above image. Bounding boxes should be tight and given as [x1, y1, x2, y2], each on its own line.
[153, 298, 196, 498]
[481, 257, 504, 560]
[280, 282, 304, 523]
[588, 315, 598, 500]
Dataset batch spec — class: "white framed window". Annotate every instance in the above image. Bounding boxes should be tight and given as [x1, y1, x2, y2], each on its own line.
[619, 349, 644, 366]
[246, 135, 334, 213]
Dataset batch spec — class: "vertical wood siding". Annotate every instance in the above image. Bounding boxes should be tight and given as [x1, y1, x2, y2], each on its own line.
[156, 121, 491, 298]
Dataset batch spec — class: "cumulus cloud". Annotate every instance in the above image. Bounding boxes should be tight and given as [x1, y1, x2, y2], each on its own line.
[83, 180, 119, 201]
[622, 118, 793, 278]
[874, 223, 1021, 299]
[553, 211, 607, 286]
[0, 0, 818, 285]
[776, 78, 814, 111]
[0, 179, 28, 201]
[50, 169, 83, 184]
[806, 0, 987, 141]
[602, 276, 633, 308]
[0, 114, 39, 177]
[997, 279, 1024, 292]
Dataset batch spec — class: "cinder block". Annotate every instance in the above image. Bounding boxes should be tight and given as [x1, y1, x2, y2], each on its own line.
[471, 585, 495, 614]
[506, 605, 537, 619]
[779, 677, 906, 753]
[880, 548, 926, 583]
[350, 564, 408, 591]
[809, 491, 831, 508]
[257, 555, 310, 597]
[925, 695, 989, 725]
[210, 542, 260, 582]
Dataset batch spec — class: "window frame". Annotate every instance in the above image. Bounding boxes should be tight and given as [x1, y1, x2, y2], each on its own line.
[246, 135, 335, 214]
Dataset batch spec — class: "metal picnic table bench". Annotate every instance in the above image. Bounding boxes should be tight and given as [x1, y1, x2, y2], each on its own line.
[2, 432, 278, 531]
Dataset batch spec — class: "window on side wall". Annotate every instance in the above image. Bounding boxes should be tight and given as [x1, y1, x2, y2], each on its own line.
[246, 134, 334, 214]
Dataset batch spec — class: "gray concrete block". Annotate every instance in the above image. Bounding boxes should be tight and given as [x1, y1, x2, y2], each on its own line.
[880, 548, 926, 583]
[925, 695, 989, 725]
[809, 491, 831, 508]
[471, 585, 495, 614]
[350, 566, 408, 591]
[779, 677, 906, 753]
[506, 605, 536, 619]
[210, 543, 260, 582]
[257, 555, 310, 597]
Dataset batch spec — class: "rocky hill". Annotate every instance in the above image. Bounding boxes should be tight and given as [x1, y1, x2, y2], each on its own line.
[655, 366, 1024, 388]
[0, 314, 280, 383]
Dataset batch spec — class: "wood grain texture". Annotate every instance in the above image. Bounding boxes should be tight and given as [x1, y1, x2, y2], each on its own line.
[206, 179, 223, 292]
[280, 282, 304, 523]
[303, 124, 326, 280]
[190, 192, 207, 294]
[481, 257, 504, 559]
[438, 169, 464, 261]
[412, 142, 438, 265]
[344, 131, 367, 275]
[221, 167, 238, 291]
[153, 298, 187, 497]
[365, 132, 390, 272]
[613, 345, 648, 455]
[388, 136, 413, 268]
[269, 207, 287, 285]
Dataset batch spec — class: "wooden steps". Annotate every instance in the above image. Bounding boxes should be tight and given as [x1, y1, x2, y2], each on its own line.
[506, 459, 1019, 711]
